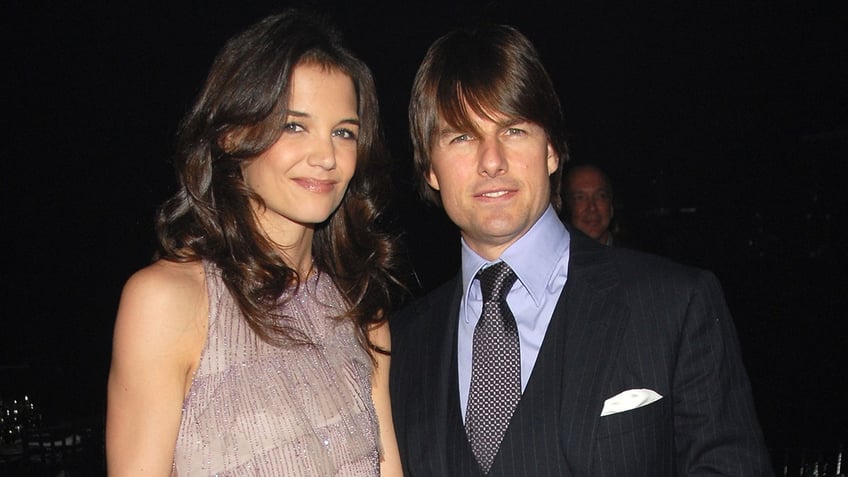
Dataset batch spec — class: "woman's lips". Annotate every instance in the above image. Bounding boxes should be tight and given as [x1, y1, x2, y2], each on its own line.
[293, 178, 337, 193]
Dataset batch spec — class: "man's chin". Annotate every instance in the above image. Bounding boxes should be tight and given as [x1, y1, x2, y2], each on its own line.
[578, 225, 603, 238]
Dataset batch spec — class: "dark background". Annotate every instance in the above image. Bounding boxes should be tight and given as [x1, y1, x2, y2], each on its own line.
[3, 0, 846, 467]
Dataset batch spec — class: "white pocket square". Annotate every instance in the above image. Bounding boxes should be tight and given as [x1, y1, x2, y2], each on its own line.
[600, 388, 663, 416]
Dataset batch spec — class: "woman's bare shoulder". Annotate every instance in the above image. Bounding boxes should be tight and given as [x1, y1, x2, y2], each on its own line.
[126, 259, 205, 292]
[125, 259, 204, 305]
[107, 259, 208, 474]
[116, 259, 208, 348]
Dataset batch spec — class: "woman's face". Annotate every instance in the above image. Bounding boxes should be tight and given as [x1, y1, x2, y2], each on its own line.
[242, 62, 359, 239]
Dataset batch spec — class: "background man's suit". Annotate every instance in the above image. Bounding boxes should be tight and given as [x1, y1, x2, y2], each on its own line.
[390, 230, 773, 476]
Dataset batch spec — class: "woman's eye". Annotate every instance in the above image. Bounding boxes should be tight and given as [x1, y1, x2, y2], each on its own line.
[333, 128, 358, 140]
[283, 122, 304, 133]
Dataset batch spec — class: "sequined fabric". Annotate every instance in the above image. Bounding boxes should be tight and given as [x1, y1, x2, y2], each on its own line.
[172, 261, 379, 476]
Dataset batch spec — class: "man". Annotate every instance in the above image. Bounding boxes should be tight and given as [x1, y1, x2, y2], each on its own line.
[389, 23, 773, 476]
[563, 164, 615, 245]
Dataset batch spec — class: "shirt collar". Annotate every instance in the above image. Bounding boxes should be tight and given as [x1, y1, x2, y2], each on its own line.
[461, 206, 570, 307]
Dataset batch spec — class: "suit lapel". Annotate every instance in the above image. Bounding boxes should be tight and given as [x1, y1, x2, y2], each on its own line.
[557, 233, 630, 475]
[405, 277, 464, 475]
[434, 279, 463, 454]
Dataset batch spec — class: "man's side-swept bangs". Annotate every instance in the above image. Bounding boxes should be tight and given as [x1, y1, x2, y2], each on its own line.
[434, 75, 524, 141]
[429, 36, 529, 141]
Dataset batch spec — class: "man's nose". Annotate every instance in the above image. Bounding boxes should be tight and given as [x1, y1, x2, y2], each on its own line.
[478, 139, 507, 177]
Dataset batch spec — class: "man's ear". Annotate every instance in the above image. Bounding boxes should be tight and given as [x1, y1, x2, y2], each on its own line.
[546, 143, 559, 175]
[425, 167, 441, 191]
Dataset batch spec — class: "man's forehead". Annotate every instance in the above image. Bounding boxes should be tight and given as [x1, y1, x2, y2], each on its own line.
[572, 184, 611, 193]
[571, 171, 610, 188]
[435, 110, 526, 131]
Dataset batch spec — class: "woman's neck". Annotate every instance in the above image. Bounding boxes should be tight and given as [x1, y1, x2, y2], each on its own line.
[283, 245, 314, 278]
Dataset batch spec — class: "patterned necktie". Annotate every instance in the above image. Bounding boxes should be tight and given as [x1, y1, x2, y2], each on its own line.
[465, 261, 521, 474]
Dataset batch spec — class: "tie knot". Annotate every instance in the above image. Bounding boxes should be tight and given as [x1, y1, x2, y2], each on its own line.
[477, 262, 518, 303]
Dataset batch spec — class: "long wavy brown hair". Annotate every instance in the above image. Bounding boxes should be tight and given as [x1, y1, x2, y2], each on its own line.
[154, 10, 403, 354]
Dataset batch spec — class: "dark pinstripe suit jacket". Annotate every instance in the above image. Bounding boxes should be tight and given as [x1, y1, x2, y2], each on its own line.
[390, 231, 773, 476]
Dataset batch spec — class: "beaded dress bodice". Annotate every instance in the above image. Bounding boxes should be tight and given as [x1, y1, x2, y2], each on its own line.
[172, 261, 379, 476]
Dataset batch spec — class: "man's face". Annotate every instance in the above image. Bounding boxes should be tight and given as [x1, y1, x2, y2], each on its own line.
[425, 109, 558, 260]
[565, 168, 613, 244]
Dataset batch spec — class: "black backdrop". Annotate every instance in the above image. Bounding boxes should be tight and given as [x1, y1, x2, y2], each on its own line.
[3, 0, 846, 463]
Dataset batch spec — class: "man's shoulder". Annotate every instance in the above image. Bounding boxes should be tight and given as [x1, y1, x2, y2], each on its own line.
[600, 245, 723, 305]
[396, 276, 460, 316]
[571, 224, 698, 273]
[391, 276, 460, 334]
[608, 243, 701, 275]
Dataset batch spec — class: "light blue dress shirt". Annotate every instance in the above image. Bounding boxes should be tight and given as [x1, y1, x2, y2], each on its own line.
[458, 206, 571, 417]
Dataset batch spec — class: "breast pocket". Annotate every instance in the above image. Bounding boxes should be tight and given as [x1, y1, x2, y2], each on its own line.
[595, 396, 670, 439]
[593, 397, 675, 475]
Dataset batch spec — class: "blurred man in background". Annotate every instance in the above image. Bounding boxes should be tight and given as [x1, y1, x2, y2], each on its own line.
[563, 164, 615, 245]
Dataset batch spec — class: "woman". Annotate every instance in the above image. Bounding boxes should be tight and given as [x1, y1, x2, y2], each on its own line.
[107, 10, 404, 476]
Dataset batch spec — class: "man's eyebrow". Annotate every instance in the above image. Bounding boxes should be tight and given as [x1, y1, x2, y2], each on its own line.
[499, 117, 528, 128]
[437, 125, 461, 136]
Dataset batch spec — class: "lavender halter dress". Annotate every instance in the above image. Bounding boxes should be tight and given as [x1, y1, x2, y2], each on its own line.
[172, 261, 380, 476]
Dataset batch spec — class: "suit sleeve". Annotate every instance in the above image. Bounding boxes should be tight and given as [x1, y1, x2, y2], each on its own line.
[388, 305, 412, 475]
[672, 271, 774, 476]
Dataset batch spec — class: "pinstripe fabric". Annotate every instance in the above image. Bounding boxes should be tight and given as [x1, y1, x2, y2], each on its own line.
[390, 230, 773, 476]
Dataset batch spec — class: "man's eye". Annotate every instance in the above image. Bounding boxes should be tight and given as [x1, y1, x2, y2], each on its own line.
[450, 134, 471, 144]
[505, 127, 526, 136]
[333, 128, 358, 140]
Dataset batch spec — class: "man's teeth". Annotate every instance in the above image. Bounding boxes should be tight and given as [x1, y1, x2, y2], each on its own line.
[482, 190, 509, 198]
